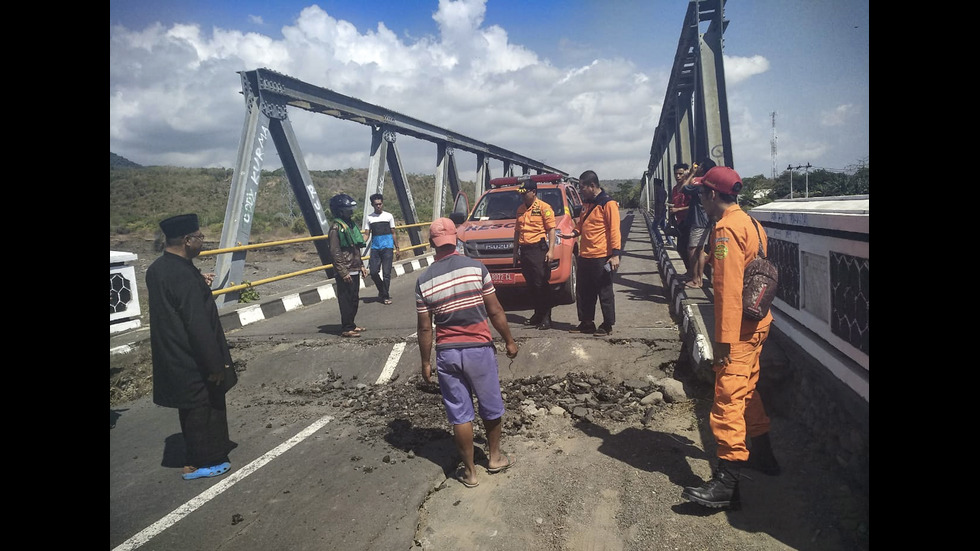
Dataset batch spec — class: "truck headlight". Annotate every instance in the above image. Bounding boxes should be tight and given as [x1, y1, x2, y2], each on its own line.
[456, 239, 466, 256]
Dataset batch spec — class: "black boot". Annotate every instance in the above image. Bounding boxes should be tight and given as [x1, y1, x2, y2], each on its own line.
[524, 313, 542, 326]
[681, 459, 741, 509]
[745, 433, 781, 476]
[537, 311, 552, 330]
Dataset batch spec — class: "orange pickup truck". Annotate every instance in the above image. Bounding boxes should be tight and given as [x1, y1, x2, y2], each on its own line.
[452, 174, 583, 304]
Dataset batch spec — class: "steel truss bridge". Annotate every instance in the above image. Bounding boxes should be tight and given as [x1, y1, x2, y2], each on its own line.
[213, 0, 730, 305]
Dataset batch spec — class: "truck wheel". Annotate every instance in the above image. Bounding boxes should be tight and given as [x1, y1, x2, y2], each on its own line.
[555, 256, 577, 305]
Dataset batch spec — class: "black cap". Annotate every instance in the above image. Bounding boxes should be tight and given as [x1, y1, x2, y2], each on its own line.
[517, 179, 537, 193]
[159, 214, 199, 239]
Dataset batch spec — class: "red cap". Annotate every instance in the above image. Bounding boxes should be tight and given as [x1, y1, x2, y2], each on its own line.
[429, 217, 458, 247]
[692, 166, 742, 195]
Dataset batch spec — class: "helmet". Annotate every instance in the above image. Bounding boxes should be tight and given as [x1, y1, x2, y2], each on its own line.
[329, 194, 357, 218]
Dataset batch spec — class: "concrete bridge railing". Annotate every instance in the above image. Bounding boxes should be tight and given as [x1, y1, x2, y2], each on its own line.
[645, 195, 869, 493]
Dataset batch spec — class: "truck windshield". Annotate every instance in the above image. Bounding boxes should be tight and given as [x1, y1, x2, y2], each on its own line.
[471, 189, 564, 220]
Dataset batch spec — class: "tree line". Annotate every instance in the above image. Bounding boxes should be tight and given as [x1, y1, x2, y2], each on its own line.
[609, 157, 869, 209]
[111, 153, 868, 240]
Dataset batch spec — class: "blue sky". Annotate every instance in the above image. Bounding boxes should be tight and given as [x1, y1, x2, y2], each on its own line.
[110, 0, 869, 181]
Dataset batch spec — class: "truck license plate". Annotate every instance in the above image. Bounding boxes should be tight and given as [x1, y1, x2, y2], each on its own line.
[491, 273, 514, 283]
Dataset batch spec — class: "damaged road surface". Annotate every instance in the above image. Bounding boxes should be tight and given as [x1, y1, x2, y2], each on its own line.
[110, 213, 868, 550]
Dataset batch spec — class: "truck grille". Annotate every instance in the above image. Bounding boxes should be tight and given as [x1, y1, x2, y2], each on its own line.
[462, 239, 514, 258]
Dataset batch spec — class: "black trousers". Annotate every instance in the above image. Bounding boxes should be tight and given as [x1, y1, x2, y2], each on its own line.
[575, 256, 615, 326]
[178, 390, 234, 468]
[519, 241, 553, 319]
[337, 274, 361, 332]
[676, 224, 690, 269]
[369, 247, 393, 300]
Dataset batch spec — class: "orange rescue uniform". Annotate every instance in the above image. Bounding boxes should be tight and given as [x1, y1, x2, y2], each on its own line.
[708, 204, 773, 462]
[576, 199, 621, 258]
[515, 197, 556, 245]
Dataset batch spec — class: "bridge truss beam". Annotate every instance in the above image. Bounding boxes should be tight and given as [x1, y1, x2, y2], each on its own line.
[213, 68, 567, 305]
[642, 0, 732, 201]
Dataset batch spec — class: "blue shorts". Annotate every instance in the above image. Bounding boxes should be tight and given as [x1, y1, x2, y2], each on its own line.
[436, 345, 505, 425]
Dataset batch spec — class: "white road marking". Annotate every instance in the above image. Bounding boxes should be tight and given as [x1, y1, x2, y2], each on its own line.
[116, 333, 421, 549]
[113, 414, 335, 551]
[375, 342, 407, 385]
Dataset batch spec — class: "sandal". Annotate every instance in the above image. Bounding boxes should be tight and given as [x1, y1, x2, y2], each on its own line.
[487, 454, 517, 474]
[383, 299, 392, 305]
[182, 462, 231, 480]
[340, 331, 361, 338]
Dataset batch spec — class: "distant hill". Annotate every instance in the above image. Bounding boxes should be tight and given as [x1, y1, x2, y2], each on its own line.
[602, 179, 630, 193]
[109, 163, 445, 237]
[110, 152, 142, 168]
[109, 156, 642, 236]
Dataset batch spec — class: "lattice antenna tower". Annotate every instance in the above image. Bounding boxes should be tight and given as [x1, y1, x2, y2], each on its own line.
[770, 111, 777, 180]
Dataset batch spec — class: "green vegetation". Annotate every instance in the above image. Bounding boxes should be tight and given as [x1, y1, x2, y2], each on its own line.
[238, 281, 260, 303]
[610, 179, 642, 208]
[110, 156, 469, 240]
[111, 153, 868, 240]
[606, 159, 869, 210]
[739, 159, 869, 208]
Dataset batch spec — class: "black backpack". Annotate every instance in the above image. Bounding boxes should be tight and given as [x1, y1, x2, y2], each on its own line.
[742, 217, 779, 321]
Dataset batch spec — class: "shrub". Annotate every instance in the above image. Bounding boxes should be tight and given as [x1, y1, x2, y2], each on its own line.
[238, 281, 260, 303]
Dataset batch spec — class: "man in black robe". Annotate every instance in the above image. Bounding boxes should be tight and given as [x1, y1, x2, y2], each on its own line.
[146, 213, 237, 480]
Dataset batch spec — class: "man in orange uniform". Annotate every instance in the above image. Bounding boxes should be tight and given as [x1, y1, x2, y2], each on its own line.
[512, 178, 557, 329]
[562, 170, 621, 336]
[681, 166, 780, 510]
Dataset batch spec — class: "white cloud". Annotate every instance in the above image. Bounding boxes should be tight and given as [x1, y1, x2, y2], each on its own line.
[109, 2, 712, 180]
[248, 15, 264, 25]
[820, 104, 857, 127]
[722, 55, 770, 85]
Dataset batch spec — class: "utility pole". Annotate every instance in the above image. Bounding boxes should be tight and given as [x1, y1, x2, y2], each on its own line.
[786, 163, 812, 198]
[786, 164, 794, 199]
[770, 112, 777, 180]
[803, 162, 812, 198]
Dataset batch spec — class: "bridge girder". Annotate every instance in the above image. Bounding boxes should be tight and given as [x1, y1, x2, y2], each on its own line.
[213, 68, 567, 305]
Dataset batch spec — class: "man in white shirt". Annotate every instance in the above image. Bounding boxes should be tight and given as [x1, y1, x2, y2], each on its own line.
[364, 193, 397, 304]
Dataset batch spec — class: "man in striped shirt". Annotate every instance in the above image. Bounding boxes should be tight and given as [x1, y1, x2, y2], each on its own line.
[416, 218, 519, 488]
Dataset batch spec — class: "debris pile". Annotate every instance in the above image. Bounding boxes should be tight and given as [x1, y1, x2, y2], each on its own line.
[278, 369, 695, 445]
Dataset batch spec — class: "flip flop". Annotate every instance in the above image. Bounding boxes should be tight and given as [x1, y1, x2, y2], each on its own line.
[383, 299, 392, 305]
[487, 455, 516, 474]
[340, 331, 361, 338]
[457, 475, 479, 488]
[182, 462, 231, 480]
[353, 327, 367, 332]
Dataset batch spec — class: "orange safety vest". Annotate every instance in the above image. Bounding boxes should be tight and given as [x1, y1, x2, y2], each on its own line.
[516, 197, 556, 245]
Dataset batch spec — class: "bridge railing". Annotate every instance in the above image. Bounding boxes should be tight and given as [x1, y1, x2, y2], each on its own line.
[201, 221, 436, 297]
[644, 196, 869, 493]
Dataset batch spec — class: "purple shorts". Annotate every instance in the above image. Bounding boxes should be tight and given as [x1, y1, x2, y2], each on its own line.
[436, 345, 505, 425]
